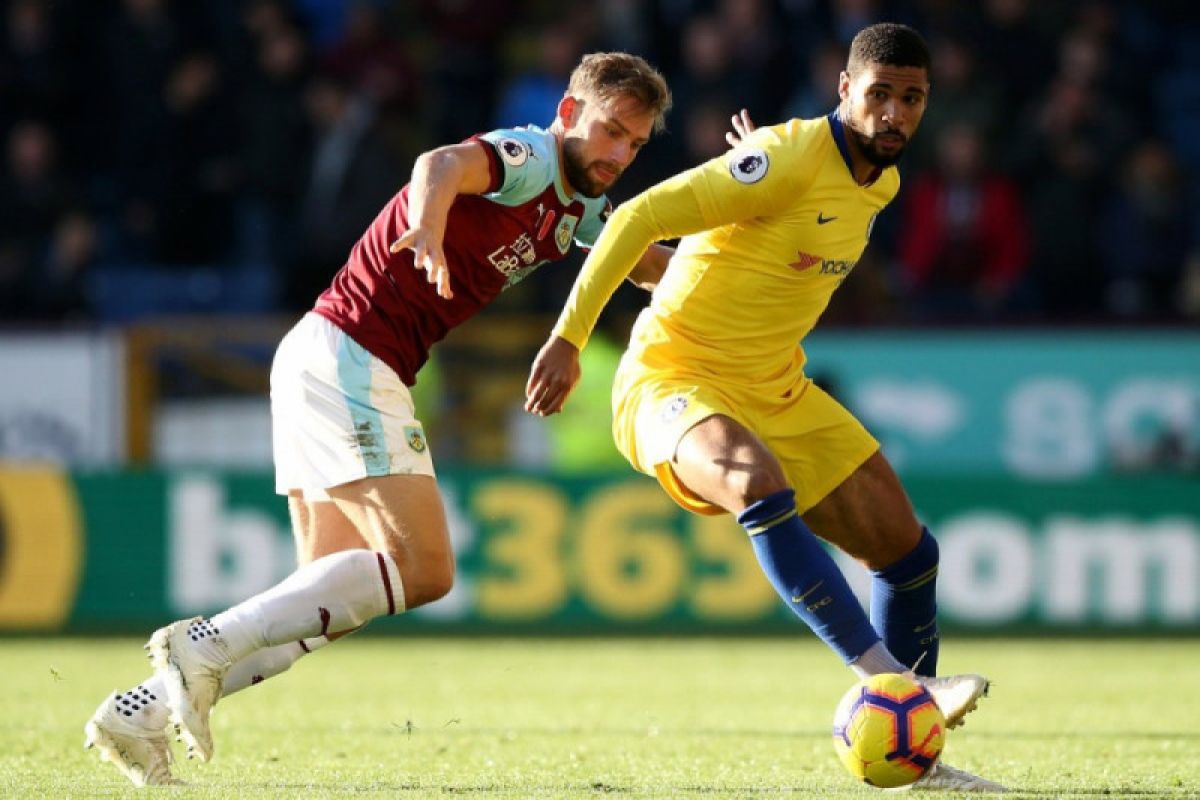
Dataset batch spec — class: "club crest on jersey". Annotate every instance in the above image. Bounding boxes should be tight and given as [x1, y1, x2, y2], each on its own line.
[498, 138, 529, 167]
[730, 148, 769, 184]
[404, 425, 426, 453]
[555, 213, 579, 253]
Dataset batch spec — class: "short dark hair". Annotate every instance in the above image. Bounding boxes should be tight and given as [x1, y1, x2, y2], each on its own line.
[846, 23, 931, 76]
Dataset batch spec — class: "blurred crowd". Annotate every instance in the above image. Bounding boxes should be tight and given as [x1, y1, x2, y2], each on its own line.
[1, 0, 1198, 325]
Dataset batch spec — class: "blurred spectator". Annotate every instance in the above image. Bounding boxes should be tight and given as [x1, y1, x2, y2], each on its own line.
[594, 0, 650, 54]
[784, 40, 845, 120]
[492, 22, 582, 130]
[0, 0, 64, 125]
[974, 0, 1053, 113]
[1009, 73, 1134, 317]
[906, 34, 1001, 174]
[100, 0, 185, 259]
[718, 0, 788, 118]
[669, 15, 739, 123]
[31, 209, 99, 320]
[0, 119, 68, 311]
[239, 21, 313, 267]
[323, 1, 417, 114]
[284, 74, 401, 310]
[898, 122, 1031, 318]
[417, 0, 516, 142]
[153, 50, 239, 264]
[1099, 141, 1193, 318]
[0, 0, 1195, 327]
[828, 0, 883, 46]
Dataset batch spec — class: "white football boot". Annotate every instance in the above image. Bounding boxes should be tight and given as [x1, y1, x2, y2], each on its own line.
[146, 617, 231, 763]
[911, 673, 990, 729]
[894, 760, 1008, 792]
[84, 694, 180, 786]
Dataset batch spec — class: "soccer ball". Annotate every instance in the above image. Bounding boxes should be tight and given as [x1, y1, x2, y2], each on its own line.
[831, 672, 946, 788]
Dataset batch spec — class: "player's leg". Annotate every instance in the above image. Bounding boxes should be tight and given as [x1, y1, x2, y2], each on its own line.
[780, 386, 989, 731]
[85, 494, 359, 783]
[668, 413, 905, 676]
[149, 473, 452, 762]
[147, 313, 450, 761]
[325, 473, 454, 611]
[801, 451, 940, 675]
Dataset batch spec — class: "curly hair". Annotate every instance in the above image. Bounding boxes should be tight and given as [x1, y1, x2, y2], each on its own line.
[847, 23, 931, 76]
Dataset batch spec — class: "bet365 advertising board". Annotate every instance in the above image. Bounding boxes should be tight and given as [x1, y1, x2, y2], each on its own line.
[2, 467, 1196, 633]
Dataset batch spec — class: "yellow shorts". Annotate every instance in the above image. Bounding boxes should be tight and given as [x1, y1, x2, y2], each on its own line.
[612, 363, 879, 515]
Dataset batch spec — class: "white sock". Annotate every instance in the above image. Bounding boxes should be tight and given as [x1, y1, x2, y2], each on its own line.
[115, 636, 331, 731]
[222, 635, 331, 695]
[207, 549, 403, 663]
[849, 641, 908, 678]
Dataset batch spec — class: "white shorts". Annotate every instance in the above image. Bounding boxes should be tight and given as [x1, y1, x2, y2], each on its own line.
[271, 313, 435, 499]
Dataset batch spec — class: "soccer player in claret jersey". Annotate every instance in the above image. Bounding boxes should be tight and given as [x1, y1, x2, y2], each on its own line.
[526, 25, 1004, 792]
[83, 53, 673, 787]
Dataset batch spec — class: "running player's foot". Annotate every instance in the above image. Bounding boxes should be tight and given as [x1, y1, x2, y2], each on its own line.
[911, 672, 990, 729]
[84, 694, 180, 786]
[892, 761, 1007, 792]
[146, 617, 230, 763]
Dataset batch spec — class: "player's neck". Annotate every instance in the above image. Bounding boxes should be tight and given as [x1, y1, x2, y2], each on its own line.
[836, 107, 883, 186]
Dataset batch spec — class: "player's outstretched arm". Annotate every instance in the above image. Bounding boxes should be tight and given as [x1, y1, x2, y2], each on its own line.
[389, 142, 493, 299]
[626, 110, 757, 292]
[524, 336, 581, 416]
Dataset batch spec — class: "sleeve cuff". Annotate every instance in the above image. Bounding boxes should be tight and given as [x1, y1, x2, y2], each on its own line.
[468, 136, 503, 194]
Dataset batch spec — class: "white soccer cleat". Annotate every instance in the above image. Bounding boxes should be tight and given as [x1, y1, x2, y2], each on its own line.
[894, 761, 1008, 792]
[84, 694, 181, 786]
[146, 617, 230, 763]
[911, 672, 990, 729]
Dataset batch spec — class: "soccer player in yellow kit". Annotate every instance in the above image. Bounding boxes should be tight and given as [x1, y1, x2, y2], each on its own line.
[527, 24, 1004, 792]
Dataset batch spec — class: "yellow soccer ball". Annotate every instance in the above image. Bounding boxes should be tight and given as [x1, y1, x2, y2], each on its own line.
[831, 672, 946, 788]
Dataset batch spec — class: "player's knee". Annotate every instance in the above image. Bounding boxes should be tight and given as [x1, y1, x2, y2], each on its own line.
[729, 466, 790, 510]
[399, 553, 455, 609]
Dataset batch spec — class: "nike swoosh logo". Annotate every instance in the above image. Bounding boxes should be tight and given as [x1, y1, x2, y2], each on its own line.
[913, 619, 937, 633]
[791, 580, 824, 604]
[817, 212, 837, 225]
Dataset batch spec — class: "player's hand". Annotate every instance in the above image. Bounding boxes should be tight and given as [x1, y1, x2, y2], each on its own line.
[525, 336, 581, 416]
[389, 228, 453, 299]
[725, 108, 757, 148]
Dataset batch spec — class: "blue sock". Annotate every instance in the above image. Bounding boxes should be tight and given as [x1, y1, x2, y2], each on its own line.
[870, 527, 940, 676]
[740, 489, 880, 664]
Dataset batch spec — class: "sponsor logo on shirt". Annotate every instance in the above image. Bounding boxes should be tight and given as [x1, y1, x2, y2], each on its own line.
[729, 148, 769, 184]
[488, 232, 539, 276]
[789, 251, 857, 278]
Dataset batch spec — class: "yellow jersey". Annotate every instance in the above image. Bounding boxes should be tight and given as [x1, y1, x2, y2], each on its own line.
[553, 113, 899, 399]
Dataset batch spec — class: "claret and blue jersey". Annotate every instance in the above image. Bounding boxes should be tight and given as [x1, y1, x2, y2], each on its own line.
[313, 125, 610, 386]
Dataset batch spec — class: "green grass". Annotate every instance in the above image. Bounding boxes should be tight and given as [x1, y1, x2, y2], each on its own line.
[1, 637, 1197, 798]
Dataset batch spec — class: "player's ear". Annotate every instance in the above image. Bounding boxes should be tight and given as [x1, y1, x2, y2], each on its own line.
[838, 71, 852, 102]
[557, 95, 582, 130]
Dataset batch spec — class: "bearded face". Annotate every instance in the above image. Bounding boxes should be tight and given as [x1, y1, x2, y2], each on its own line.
[839, 64, 929, 170]
[561, 136, 619, 198]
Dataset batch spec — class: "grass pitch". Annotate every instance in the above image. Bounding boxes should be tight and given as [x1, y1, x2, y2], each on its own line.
[1, 636, 1196, 798]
